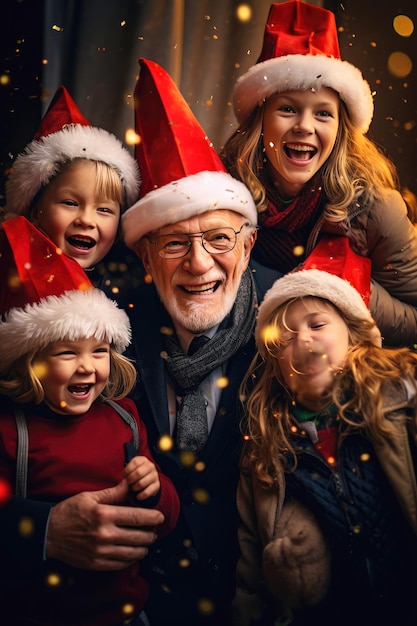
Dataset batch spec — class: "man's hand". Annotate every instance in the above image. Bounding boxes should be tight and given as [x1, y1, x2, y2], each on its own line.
[46, 479, 164, 570]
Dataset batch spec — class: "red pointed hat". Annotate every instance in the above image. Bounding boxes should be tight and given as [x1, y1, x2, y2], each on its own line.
[122, 58, 257, 248]
[0, 217, 131, 372]
[255, 234, 382, 354]
[32, 85, 91, 139]
[233, 0, 373, 134]
[5, 86, 140, 217]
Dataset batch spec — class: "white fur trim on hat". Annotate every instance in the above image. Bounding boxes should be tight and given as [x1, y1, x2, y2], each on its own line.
[233, 54, 374, 134]
[256, 269, 381, 353]
[122, 170, 258, 249]
[0, 288, 131, 373]
[5, 125, 141, 216]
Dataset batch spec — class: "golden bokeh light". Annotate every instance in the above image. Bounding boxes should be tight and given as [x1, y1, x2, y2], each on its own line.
[198, 597, 215, 616]
[393, 14, 414, 38]
[158, 434, 174, 452]
[192, 488, 210, 504]
[293, 245, 304, 257]
[125, 128, 140, 145]
[18, 516, 34, 537]
[216, 376, 229, 389]
[261, 324, 279, 346]
[33, 361, 48, 378]
[387, 51, 412, 78]
[180, 450, 197, 467]
[121, 603, 135, 616]
[236, 4, 252, 23]
[46, 573, 62, 587]
[7, 273, 22, 290]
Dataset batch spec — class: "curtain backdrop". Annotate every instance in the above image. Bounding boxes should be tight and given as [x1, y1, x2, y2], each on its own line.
[42, 0, 280, 149]
[1, 0, 416, 200]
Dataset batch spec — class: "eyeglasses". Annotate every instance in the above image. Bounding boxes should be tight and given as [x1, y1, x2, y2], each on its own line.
[148, 222, 251, 259]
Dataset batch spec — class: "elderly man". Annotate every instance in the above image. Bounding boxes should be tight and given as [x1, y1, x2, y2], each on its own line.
[119, 58, 262, 626]
[0, 58, 272, 626]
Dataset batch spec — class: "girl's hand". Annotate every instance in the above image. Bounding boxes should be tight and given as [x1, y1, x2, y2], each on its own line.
[124, 456, 160, 500]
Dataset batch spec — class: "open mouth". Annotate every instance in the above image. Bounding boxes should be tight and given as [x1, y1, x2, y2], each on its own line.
[67, 235, 96, 250]
[284, 143, 317, 161]
[181, 281, 221, 295]
[292, 351, 329, 374]
[68, 384, 93, 396]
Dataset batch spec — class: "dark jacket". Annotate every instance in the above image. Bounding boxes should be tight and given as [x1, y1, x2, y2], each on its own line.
[125, 277, 257, 625]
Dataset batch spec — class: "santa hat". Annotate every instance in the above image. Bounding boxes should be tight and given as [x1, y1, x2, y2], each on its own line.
[122, 58, 257, 249]
[5, 86, 140, 216]
[0, 217, 131, 373]
[255, 234, 382, 354]
[233, 0, 373, 134]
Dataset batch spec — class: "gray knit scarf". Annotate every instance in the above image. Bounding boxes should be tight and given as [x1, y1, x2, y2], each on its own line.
[164, 268, 257, 453]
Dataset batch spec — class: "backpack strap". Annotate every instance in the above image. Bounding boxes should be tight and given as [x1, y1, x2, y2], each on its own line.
[103, 399, 139, 454]
[14, 406, 28, 498]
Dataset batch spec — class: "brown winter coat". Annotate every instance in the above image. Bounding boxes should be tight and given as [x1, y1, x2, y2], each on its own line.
[233, 375, 417, 626]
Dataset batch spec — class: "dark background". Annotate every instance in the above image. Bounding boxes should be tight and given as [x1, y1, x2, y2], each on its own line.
[1, 0, 416, 206]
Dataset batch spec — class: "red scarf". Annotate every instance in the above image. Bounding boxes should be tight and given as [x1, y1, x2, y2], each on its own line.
[253, 175, 324, 273]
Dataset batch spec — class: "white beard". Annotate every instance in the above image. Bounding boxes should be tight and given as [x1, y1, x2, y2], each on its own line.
[159, 286, 239, 334]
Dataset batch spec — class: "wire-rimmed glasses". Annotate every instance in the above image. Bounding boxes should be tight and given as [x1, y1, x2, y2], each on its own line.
[148, 222, 251, 259]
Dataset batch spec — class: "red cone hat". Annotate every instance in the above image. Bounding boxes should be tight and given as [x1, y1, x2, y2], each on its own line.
[122, 58, 257, 248]
[233, 0, 373, 134]
[134, 58, 225, 199]
[0, 216, 92, 314]
[0, 217, 131, 371]
[256, 234, 382, 353]
[32, 84, 91, 139]
[256, 0, 340, 63]
[5, 86, 140, 217]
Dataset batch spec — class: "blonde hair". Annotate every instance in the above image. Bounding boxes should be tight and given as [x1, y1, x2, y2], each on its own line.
[221, 98, 399, 218]
[29, 158, 125, 218]
[92, 160, 125, 207]
[402, 186, 417, 224]
[0, 345, 137, 404]
[241, 297, 417, 487]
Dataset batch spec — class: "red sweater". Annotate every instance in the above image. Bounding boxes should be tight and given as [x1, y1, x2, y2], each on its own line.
[0, 397, 180, 626]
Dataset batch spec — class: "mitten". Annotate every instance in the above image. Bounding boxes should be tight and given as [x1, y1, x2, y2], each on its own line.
[262, 499, 331, 610]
